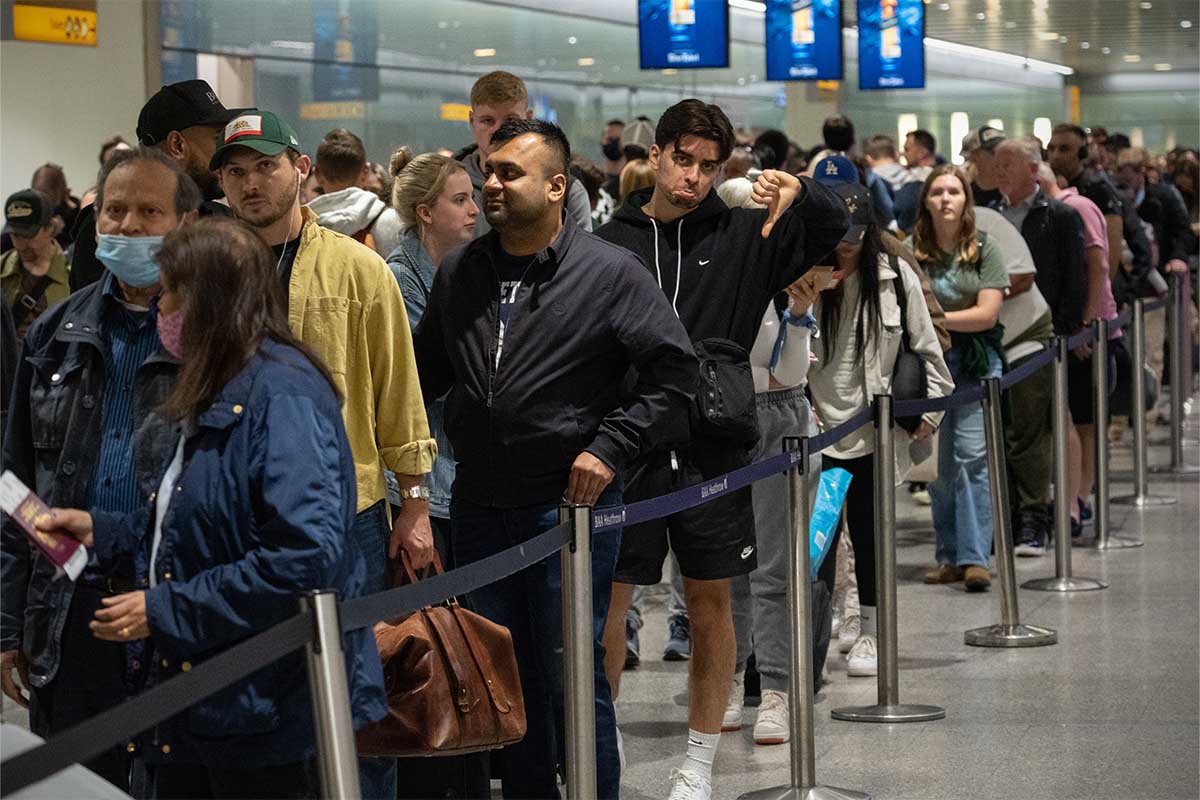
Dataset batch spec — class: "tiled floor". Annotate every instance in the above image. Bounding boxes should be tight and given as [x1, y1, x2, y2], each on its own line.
[617, 398, 1200, 800]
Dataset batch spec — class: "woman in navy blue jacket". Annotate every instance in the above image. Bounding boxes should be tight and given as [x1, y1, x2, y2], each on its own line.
[41, 217, 386, 798]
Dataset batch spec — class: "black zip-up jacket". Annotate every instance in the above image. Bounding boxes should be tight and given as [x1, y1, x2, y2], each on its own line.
[412, 220, 697, 508]
[1017, 191, 1087, 335]
[596, 179, 848, 352]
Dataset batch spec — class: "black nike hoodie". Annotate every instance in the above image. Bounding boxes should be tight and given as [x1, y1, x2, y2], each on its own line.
[597, 177, 849, 353]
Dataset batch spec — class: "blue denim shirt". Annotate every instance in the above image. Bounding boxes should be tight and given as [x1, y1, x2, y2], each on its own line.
[385, 234, 453, 519]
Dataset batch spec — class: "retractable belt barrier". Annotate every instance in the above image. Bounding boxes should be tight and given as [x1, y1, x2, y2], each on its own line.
[0, 308, 1168, 795]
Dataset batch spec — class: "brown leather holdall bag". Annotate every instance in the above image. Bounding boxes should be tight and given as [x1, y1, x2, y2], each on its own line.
[355, 551, 526, 757]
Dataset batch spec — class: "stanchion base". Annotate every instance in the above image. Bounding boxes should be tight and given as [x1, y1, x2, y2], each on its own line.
[830, 703, 945, 723]
[964, 623, 1057, 648]
[1148, 463, 1200, 478]
[1111, 494, 1178, 507]
[738, 785, 872, 800]
[1021, 576, 1108, 592]
[1089, 535, 1145, 550]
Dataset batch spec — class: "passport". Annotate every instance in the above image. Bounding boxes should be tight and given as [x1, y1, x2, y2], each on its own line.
[0, 470, 87, 581]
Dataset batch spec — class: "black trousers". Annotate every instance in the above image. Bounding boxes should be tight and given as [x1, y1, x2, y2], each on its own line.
[30, 585, 131, 792]
[154, 760, 317, 799]
[817, 453, 878, 608]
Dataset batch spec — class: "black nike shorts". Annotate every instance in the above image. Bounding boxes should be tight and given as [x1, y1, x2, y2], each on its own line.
[1067, 346, 1117, 425]
[613, 446, 757, 585]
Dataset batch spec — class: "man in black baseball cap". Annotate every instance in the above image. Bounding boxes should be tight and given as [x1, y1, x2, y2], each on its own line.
[69, 79, 235, 293]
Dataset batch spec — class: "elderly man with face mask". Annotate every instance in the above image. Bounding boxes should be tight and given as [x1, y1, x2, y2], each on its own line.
[1, 147, 200, 793]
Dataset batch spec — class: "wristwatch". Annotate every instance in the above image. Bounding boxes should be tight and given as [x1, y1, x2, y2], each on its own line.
[399, 485, 430, 505]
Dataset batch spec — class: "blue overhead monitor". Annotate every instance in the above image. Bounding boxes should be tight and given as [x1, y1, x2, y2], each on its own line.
[765, 0, 843, 81]
[638, 0, 730, 70]
[856, 0, 924, 90]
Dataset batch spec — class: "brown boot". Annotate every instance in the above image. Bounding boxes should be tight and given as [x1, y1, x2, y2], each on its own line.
[963, 565, 991, 592]
[924, 564, 964, 584]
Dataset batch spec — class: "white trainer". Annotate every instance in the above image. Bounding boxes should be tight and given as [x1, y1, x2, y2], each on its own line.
[616, 726, 626, 771]
[753, 689, 789, 745]
[667, 768, 713, 800]
[838, 614, 861, 654]
[847, 633, 878, 677]
[830, 608, 842, 639]
[722, 674, 745, 731]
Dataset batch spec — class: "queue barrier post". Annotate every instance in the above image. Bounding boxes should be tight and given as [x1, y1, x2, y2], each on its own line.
[740, 438, 871, 800]
[1114, 299, 1177, 508]
[559, 503, 597, 800]
[1089, 318, 1144, 549]
[1150, 271, 1199, 477]
[965, 378, 1057, 647]
[1023, 338, 1108, 592]
[831, 395, 945, 724]
[301, 590, 362, 800]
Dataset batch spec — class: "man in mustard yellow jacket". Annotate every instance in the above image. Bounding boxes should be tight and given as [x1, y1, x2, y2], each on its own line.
[212, 111, 434, 799]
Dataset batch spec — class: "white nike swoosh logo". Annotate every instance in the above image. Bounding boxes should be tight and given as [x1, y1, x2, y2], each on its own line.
[741, 546, 754, 559]
[699, 259, 710, 265]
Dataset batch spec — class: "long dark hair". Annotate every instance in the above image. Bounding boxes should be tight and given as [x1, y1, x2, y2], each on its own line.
[157, 217, 339, 421]
[818, 222, 884, 365]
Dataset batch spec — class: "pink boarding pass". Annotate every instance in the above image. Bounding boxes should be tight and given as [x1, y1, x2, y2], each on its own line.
[0, 470, 87, 580]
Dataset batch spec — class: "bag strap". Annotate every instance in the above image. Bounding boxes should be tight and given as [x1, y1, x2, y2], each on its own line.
[10, 273, 53, 331]
[396, 548, 448, 593]
[890, 252, 913, 353]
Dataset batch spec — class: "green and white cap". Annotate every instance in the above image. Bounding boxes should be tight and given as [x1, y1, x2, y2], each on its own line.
[210, 110, 301, 170]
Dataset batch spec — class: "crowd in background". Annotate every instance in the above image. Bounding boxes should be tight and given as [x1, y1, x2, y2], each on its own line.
[0, 71, 1197, 800]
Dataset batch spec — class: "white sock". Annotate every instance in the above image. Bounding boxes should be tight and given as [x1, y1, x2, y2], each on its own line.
[860, 605, 878, 638]
[681, 728, 720, 780]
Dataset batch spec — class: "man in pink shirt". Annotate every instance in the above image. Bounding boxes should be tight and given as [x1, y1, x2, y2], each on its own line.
[1037, 162, 1117, 531]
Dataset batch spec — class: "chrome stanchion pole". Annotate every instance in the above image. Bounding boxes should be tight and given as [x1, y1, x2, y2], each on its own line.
[559, 503, 596, 800]
[1151, 271, 1199, 477]
[741, 439, 870, 800]
[1024, 338, 1108, 592]
[301, 591, 362, 800]
[1090, 318, 1143, 548]
[832, 395, 945, 723]
[1114, 299, 1177, 507]
[966, 378, 1057, 647]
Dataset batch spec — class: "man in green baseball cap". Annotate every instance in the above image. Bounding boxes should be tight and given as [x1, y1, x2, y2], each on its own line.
[213, 111, 435, 800]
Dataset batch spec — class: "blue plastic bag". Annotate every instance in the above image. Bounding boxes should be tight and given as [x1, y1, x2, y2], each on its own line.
[810, 468, 852, 581]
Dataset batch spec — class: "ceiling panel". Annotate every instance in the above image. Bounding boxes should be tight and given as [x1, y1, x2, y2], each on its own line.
[920, 0, 1199, 75]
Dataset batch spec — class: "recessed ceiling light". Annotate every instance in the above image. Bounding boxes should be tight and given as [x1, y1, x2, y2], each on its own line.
[1080, 41, 1090, 49]
[1058, 35, 1068, 43]
[1101, 46, 1112, 54]
[437, 20, 448, 29]
[1004, 20, 1017, 28]
[1154, 63, 1172, 70]
[473, 48, 495, 57]
[975, 11, 985, 20]
[937, 2, 950, 10]
[577, 57, 595, 66]
[1037, 31, 1060, 41]
[567, 36, 577, 45]
[662, 69, 678, 75]
[737, 77, 746, 85]
[1182, 20, 1193, 28]
[1122, 53, 1142, 62]
[1139, 1, 1152, 8]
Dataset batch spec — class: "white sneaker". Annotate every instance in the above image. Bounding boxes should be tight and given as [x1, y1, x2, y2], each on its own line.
[616, 726, 626, 771]
[847, 634, 878, 677]
[722, 674, 744, 731]
[830, 608, 842, 639]
[753, 689, 789, 745]
[667, 768, 712, 800]
[838, 614, 861, 654]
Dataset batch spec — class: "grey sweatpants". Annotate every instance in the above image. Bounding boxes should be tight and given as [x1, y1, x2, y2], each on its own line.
[732, 387, 822, 693]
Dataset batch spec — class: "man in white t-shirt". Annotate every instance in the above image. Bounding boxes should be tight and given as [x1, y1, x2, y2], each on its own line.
[974, 206, 1055, 555]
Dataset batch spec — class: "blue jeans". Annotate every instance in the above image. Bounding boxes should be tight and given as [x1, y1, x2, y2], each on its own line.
[930, 348, 1001, 568]
[451, 487, 623, 800]
[351, 501, 398, 800]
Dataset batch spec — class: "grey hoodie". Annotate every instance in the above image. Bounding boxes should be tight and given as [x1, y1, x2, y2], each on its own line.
[305, 186, 403, 257]
[460, 149, 593, 236]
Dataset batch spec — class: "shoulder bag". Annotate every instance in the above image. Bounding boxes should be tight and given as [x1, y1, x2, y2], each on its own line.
[889, 255, 928, 433]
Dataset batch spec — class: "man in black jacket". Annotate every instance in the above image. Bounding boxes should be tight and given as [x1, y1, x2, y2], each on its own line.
[69, 80, 233, 292]
[412, 119, 696, 800]
[996, 138, 1087, 550]
[596, 99, 847, 799]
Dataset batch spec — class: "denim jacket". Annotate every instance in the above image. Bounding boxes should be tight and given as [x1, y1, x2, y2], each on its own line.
[386, 233, 453, 518]
[0, 278, 178, 687]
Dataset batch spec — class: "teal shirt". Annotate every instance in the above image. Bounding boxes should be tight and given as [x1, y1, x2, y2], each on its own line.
[922, 231, 1010, 313]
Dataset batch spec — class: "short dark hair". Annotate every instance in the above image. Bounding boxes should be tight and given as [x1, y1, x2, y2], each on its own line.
[1053, 123, 1088, 144]
[863, 134, 898, 160]
[315, 128, 368, 185]
[1106, 132, 1131, 153]
[908, 129, 936, 155]
[655, 99, 735, 163]
[606, 119, 625, 128]
[491, 118, 572, 178]
[753, 129, 791, 171]
[822, 115, 856, 152]
[95, 146, 202, 218]
[570, 156, 605, 207]
[99, 134, 129, 165]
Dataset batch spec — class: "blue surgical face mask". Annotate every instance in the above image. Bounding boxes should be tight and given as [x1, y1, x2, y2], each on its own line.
[95, 233, 165, 288]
